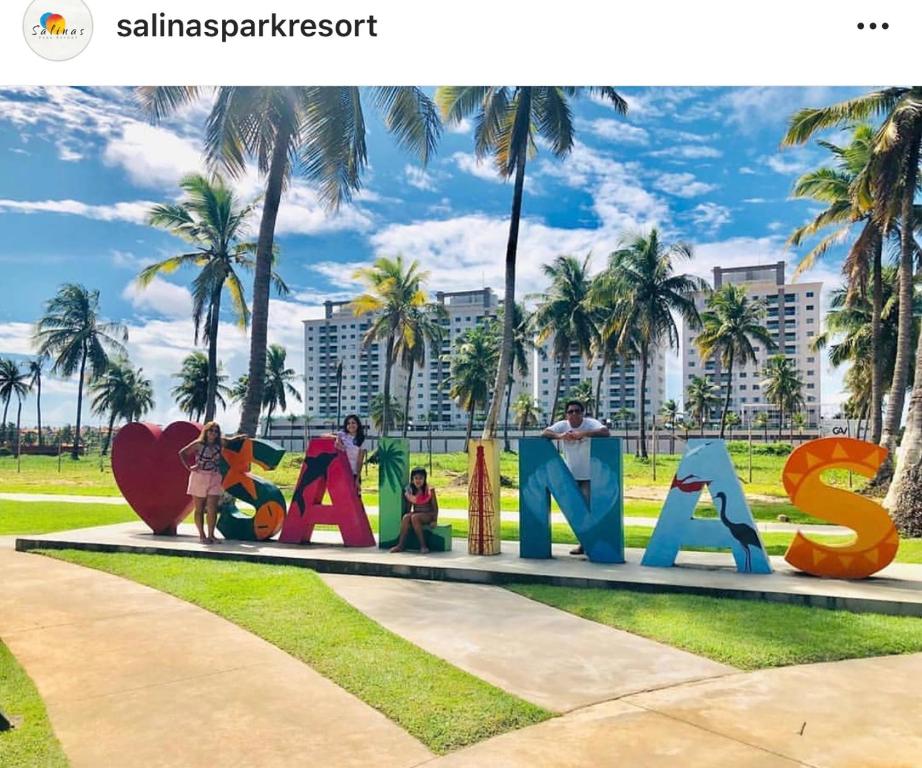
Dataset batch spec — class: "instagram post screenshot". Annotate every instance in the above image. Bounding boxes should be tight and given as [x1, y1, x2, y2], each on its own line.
[0, 1, 920, 765]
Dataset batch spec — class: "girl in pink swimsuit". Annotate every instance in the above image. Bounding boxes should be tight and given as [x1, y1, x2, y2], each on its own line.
[389, 467, 439, 554]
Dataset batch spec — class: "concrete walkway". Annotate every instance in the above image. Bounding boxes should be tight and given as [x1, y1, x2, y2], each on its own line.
[319, 574, 732, 712]
[0, 544, 432, 768]
[0, 491, 850, 535]
[433, 653, 922, 767]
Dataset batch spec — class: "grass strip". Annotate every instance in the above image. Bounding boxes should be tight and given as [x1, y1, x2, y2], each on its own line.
[507, 584, 922, 670]
[39, 550, 550, 754]
[0, 641, 68, 768]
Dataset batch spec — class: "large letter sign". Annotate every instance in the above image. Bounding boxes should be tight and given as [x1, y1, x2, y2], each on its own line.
[519, 437, 624, 564]
[643, 440, 771, 573]
[279, 437, 375, 547]
[782, 437, 899, 578]
[216, 436, 287, 541]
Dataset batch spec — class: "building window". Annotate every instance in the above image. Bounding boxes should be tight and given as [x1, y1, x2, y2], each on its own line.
[806, 305, 814, 311]
[806, 291, 814, 298]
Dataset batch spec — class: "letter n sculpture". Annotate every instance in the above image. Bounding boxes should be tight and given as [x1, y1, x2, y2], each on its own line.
[279, 437, 375, 546]
[519, 437, 624, 563]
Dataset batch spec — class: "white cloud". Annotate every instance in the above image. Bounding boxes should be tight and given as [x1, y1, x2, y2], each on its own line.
[578, 118, 649, 145]
[121, 277, 192, 320]
[762, 153, 812, 176]
[58, 145, 83, 162]
[654, 172, 717, 198]
[404, 165, 437, 192]
[739, 166, 757, 175]
[649, 145, 722, 160]
[0, 198, 154, 224]
[689, 203, 732, 233]
[103, 121, 205, 188]
[742, 197, 768, 203]
[452, 152, 504, 184]
[446, 117, 472, 135]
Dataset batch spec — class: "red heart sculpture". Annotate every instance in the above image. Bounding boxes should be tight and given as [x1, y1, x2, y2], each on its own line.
[112, 421, 202, 535]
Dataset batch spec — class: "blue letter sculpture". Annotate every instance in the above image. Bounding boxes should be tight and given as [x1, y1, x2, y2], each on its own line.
[642, 439, 772, 573]
[519, 437, 624, 563]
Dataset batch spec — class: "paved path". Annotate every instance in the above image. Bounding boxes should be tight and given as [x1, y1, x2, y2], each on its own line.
[0, 543, 432, 768]
[0, 492, 850, 535]
[433, 653, 922, 767]
[319, 574, 732, 712]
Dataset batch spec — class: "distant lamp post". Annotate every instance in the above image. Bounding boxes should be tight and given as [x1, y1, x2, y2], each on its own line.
[335, 359, 344, 427]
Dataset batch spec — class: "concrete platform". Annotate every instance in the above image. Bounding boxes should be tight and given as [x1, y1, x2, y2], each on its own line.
[15, 522, 922, 617]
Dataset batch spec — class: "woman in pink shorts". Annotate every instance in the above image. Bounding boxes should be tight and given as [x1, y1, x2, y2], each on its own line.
[178, 421, 233, 544]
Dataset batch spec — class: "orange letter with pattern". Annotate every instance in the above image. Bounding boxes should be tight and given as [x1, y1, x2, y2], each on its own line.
[782, 437, 899, 579]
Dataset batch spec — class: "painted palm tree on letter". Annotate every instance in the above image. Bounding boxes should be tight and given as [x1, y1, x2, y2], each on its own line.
[139, 86, 441, 437]
[141, 173, 287, 422]
[435, 86, 627, 440]
[695, 284, 775, 438]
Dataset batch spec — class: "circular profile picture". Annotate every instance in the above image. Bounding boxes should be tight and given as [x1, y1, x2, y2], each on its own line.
[22, 0, 93, 61]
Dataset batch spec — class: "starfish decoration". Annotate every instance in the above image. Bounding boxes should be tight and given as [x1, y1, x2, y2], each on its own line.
[221, 438, 258, 500]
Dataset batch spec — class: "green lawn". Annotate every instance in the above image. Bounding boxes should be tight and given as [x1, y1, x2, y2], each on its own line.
[508, 584, 922, 670]
[39, 550, 549, 754]
[0, 641, 68, 768]
[2, 442, 825, 503]
[0, 501, 136, 536]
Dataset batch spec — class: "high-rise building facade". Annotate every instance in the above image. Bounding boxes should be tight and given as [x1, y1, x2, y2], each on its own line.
[682, 261, 822, 426]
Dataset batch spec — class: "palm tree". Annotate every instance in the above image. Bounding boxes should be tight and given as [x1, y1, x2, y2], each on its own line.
[436, 86, 627, 441]
[724, 411, 742, 439]
[685, 375, 720, 436]
[90, 358, 154, 454]
[752, 411, 770, 443]
[140, 86, 441, 437]
[444, 323, 500, 450]
[33, 284, 128, 459]
[787, 124, 891, 444]
[590, 298, 641, 421]
[532, 254, 598, 422]
[370, 394, 404, 434]
[792, 411, 808, 438]
[811, 270, 916, 416]
[512, 393, 541, 437]
[613, 407, 634, 432]
[172, 351, 230, 420]
[142, 173, 288, 422]
[761, 355, 805, 440]
[230, 374, 249, 406]
[566, 380, 597, 416]
[0, 359, 28, 449]
[395, 304, 447, 438]
[784, 87, 922, 483]
[592, 230, 704, 457]
[262, 344, 302, 437]
[695, 284, 775, 438]
[660, 399, 679, 453]
[499, 304, 536, 452]
[27, 356, 45, 447]
[351, 255, 429, 437]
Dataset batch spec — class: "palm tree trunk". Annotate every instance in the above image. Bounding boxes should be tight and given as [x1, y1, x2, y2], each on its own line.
[382, 335, 395, 437]
[238, 121, 292, 437]
[638, 343, 649, 458]
[594, 358, 607, 422]
[14, 397, 22, 458]
[482, 139, 527, 440]
[72, 347, 87, 460]
[719, 350, 734, 439]
[102, 410, 117, 456]
[205, 287, 222, 422]
[263, 404, 274, 438]
[503, 377, 513, 452]
[885, 294, 922, 534]
[402, 363, 414, 438]
[869, 231, 884, 445]
[465, 403, 475, 453]
[550, 353, 565, 423]
[778, 405, 784, 442]
[876, 123, 922, 485]
[36, 374, 43, 447]
[1, 399, 9, 444]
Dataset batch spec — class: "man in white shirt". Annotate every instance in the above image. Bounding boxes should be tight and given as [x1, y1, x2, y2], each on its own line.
[542, 400, 610, 555]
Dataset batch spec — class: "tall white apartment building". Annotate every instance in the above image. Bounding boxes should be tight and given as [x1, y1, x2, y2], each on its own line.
[682, 261, 822, 426]
[534, 343, 666, 422]
[303, 289, 530, 428]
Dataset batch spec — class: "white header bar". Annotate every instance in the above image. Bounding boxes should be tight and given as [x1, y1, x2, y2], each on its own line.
[0, 0, 917, 85]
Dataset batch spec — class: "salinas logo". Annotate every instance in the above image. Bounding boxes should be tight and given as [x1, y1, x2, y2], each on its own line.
[23, 0, 93, 60]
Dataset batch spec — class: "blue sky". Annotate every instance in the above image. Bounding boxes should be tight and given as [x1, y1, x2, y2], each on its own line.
[0, 86, 864, 426]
